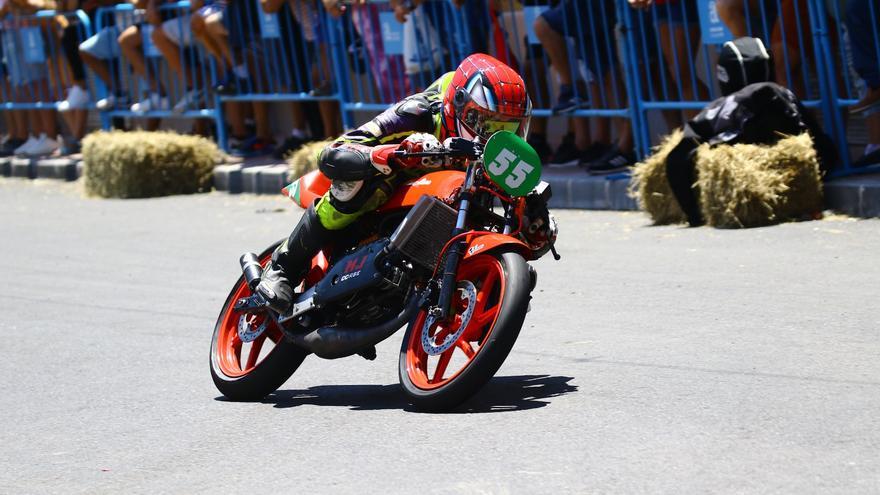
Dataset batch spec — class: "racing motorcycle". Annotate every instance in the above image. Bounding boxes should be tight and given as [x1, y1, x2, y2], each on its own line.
[210, 131, 559, 411]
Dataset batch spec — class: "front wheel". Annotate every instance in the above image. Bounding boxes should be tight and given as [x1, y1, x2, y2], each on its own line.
[210, 242, 309, 401]
[399, 251, 532, 412]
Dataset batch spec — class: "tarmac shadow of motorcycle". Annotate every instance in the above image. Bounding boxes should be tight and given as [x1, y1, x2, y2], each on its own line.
[218, 375, 577, 413]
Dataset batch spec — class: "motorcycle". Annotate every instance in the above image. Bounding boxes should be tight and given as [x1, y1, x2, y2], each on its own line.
[209, 131, 559, 411]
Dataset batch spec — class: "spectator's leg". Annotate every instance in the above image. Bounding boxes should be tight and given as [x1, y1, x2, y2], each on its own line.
[657, 22, 708, 117]
[204, 12, 233, 66]
[318, 100, 342, 139]
[534, 16, 573, 86]
[118, 26, 159, 92]
[61, 24, 88, 90]
[252, 102, 273, 142]
[191, 12, 225, 61]
[10, 109, 28, 141]
[770, 0, 806, 97]
[715, 0, 749, 37]
[845, 0, 880, 114]
[79, 51, 113, 87]
[227, 101, 248, 140]
[10, 106, 29, 141]
[152, 26, 191, 87]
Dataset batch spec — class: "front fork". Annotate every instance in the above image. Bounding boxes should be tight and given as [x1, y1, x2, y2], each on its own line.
[434, 164, 478, 320]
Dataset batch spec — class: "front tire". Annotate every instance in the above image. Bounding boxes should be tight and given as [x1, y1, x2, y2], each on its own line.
[398, 250, 532, 412]
[210, 241, 309, 401]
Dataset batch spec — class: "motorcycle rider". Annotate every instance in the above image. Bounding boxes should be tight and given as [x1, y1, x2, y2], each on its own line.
[256, 53, 534, 312]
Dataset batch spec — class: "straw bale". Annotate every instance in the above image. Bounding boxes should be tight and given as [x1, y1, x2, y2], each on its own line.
[82, 131, 219, 198]
[287, 139, 334, 181]
[629, 129, 688, 225]
[695, 133, 823, 228]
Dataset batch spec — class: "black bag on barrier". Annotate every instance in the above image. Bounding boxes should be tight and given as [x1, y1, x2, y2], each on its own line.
[716, 37, 772, 96]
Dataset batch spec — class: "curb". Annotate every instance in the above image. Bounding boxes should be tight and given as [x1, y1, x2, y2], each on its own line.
[824, 174, 880, 217]
[1, 156, 82, 181]
[3, 155, 878, 218]
[543, 168, 638, 210]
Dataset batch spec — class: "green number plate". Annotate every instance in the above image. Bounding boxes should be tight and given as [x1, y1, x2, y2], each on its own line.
[483, 131, 542, 197]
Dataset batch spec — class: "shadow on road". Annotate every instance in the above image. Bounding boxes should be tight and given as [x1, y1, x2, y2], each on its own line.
[248, 374, 577, 413]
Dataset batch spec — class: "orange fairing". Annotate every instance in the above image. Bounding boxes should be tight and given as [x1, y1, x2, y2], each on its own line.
[462, 233, 531, 260]
[379, 171, 466, 211]
[283, 170, 331, 209]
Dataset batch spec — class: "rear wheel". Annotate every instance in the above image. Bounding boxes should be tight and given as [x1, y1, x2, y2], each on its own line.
[399, 250, 531, 411]
[210, 241, 309, 401]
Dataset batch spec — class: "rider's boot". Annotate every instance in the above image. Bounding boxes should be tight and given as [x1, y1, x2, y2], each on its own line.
[256, 205, 333, 313]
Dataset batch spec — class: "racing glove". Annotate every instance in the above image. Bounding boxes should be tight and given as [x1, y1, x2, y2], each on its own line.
[394, 133, 446, 169]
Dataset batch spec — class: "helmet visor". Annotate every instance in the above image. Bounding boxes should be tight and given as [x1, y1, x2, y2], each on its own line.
[463, 106, 531, 140]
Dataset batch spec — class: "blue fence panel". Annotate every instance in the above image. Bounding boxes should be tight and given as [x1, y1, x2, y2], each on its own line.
[3, 1, 879, 174]
[813, 0, 880, 176]
[0, 10, 93, 111]
[220, 0, 339, 101]
[325, 0, 473, 116]
[93, 3, 219, 121]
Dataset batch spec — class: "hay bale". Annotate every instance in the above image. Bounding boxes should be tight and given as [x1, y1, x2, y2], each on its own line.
[82, 130, 219, 198]
[287, 139, 334, 181]
[696, 133, 823, 228]
[629, 129, 687, 225]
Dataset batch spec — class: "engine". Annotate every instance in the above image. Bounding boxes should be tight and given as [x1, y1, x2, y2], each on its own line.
[312, 239, 411, 327]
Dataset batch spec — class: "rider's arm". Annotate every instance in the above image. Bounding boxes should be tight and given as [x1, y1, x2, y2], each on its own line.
[319, 93, 439, 178]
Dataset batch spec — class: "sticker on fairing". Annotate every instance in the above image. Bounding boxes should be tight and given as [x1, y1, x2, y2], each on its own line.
[483, 131, 542, 197]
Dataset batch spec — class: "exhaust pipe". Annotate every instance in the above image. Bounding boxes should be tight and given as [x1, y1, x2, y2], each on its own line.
[289, 294, 421, 359]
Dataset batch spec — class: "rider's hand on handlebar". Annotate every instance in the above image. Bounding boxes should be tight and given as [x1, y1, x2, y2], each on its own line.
[395, 133, 445, 169]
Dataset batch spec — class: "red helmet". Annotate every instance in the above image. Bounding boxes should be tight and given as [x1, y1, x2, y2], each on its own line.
[443, 53, 532, 142]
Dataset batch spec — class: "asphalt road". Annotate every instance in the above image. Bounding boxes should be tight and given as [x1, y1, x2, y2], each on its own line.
[1, 178, 879, 494]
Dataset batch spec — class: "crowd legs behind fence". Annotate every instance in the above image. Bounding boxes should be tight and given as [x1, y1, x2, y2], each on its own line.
[0, 0, 878, 175]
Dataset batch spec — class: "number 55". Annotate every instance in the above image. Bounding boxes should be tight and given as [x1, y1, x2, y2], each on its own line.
[505, 160, 534, 189]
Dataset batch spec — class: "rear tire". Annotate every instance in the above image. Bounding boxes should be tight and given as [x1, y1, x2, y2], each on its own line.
[210, 241, 309, 401]
[398, 250, 531, 412]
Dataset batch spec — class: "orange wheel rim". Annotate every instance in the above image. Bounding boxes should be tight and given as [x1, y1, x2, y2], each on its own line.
[405, 255, 506, 390]
[215, 253, 285, 378]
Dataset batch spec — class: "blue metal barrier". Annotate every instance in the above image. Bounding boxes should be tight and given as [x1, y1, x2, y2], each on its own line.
[93, 3, 220, 126]
[5, 1, 879, 175]
[216, 0, 348, 139]
[0, 10, 93, 111]
[323, 0, 473, 118]
[620, 0, 832, 159]
[813, 0, 880, 176]
[486, 0, 646, 157]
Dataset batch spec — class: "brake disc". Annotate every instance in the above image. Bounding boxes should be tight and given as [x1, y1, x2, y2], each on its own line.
[421, 281, 476, 356]
[237, 314, 268, 343]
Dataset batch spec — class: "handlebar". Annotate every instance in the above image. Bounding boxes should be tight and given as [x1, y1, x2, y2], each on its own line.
[393, 137, 484, 161]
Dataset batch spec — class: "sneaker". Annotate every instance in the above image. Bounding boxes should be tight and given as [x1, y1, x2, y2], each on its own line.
[584, 145, 636, 175]
[0, 137, 26, 157]
[57, 85, 91, 112]
[96, 93, 130, 111]
[552, 83, 590, 114]
[850, 87, 880, 115]
[25, 134, 60, 157]
[578, 142, 613, 166]
[131, 93, 170, 113]
[527, 133, 553, 164]
[273, 134, 308, 159]
[14, 136, 39, 156]
[172, 88, 205, 114]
